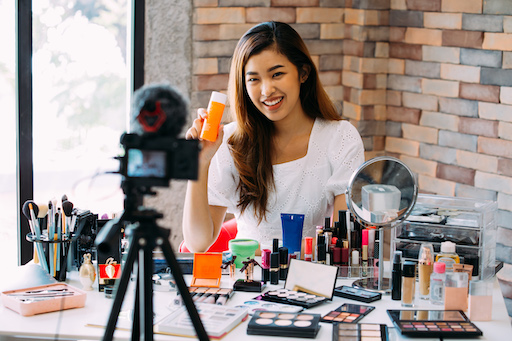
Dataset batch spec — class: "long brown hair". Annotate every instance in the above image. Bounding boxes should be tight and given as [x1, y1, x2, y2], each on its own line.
[227, 21, 340, 223]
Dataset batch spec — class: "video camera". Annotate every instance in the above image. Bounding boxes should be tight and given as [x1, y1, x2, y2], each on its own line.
[119, 133, 199, 189]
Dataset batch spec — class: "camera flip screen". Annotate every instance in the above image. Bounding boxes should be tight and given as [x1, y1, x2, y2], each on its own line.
[127, 149, 167, 178]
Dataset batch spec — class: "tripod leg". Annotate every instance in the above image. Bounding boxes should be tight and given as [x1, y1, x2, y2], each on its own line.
[158, 237, 210, 341]
[131, 277, 140, 341]
[139, 239, 154, 341]
[102, 238, 139, 341]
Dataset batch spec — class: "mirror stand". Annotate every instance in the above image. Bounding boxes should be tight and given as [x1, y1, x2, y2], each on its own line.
[351, 222, 398, 294]
[345, 156, 418, 295]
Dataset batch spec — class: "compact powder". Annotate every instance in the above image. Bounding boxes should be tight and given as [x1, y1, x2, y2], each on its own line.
[255, 318, 274, 325]
[259, 312, 277, 319]
[294, 320, 312, 327]
[247, 311, 322, 338]
[296, 314, 314, 321]
[274, 319, 292, 326]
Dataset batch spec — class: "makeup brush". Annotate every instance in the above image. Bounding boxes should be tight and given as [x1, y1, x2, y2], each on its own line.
[36, 203, 48, 219]
[22, 200, 49, 272]
[37, 203, 48, 237]
[21, 201, 36, 235]
[62, 200, 74, 237]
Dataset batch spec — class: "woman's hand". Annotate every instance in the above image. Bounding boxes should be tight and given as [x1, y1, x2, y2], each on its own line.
[186, 108, 224, 165]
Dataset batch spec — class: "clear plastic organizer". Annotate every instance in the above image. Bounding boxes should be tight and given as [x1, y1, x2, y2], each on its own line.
[391, 194, 497, 280]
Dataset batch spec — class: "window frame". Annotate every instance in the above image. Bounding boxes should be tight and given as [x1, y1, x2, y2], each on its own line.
[15, 0, 144, 265]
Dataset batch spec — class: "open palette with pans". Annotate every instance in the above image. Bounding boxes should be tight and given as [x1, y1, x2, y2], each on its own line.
[333, 323, 389, 341]
[321, 303, 375, 324]
[387, 309, 483, 338]
[247, 311, 321, 338]
[235, 298, 304, 315]
[259, 288, 328, 308]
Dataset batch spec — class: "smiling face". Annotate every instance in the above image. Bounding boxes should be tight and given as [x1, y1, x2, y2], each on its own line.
[244, 48, 306, 124]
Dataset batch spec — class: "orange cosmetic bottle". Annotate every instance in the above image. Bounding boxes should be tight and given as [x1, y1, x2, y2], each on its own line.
[200, 91, 228, 142]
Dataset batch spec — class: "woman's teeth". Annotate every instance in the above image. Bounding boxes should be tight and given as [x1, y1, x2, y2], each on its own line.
[263, 97, 283, 106]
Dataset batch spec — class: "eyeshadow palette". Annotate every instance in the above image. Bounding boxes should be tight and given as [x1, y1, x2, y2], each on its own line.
[387, 309, 483, 338]
[155, 303, 248, 339]
[333, 285, 382, 303]
[247, 311, 321, 338]
[321, 303, 375, 324]
[235, 298, 304, 315]
[333, 323, 389, 341]
[172, 287, 233, 306]
[259, 288, 328, 308]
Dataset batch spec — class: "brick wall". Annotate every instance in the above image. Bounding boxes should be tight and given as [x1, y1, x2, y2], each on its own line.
[186, 0, 512, 316]
[380, 0, 512, 317]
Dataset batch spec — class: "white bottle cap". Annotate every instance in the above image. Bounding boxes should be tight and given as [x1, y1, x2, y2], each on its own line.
[441, 241, 456, 253]
[210, 91, 227, 105]
[351, 250, 360, 265]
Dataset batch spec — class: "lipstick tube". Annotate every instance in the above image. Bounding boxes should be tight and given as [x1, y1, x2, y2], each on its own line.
[279, 247, 289, 280]
[304, 237, 313, 261]
[270, 252, 279, 285]
[261, 249, 271, 284]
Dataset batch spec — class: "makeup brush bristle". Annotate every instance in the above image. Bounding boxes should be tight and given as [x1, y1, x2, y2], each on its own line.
[22, 200, 39, 220]
[37, 203, 48, 218]
[61, 194, 68, 202]
[62, 200, 74, 216]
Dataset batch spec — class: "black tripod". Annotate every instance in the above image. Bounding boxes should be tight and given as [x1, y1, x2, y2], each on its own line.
[98, 208, 209, 341]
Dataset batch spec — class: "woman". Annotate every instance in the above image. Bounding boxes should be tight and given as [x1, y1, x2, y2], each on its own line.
[183, 21, 364, 252]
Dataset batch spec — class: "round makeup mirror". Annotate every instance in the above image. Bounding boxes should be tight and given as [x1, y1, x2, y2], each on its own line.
[346, 156, 418, 229]
[346, 156, 418, 293]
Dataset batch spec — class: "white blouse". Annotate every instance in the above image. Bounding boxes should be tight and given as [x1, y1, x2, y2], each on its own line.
[207, 118, 365, 248]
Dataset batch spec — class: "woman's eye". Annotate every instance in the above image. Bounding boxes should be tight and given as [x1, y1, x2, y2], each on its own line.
[247, 77, 258, 82]
[273, 72, 284, 78]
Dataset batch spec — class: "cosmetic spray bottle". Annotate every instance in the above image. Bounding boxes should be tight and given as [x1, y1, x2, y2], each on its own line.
[418, 243, 434, 300]
[401, 261, 416, 307]
[391, 251, 402, 301]
[430, 262, 446, 305]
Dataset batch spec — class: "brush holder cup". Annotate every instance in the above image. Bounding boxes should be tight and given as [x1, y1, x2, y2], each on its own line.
[26, 232, 73, 281]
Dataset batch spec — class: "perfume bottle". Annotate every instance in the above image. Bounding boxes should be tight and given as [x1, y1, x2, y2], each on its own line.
[79, 253, 96, 291]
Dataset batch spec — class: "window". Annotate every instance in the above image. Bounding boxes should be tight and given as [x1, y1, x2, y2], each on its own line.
[3, 0, 132, 268]
[32, 1, 127, 215]
[0, 0, 16, 269]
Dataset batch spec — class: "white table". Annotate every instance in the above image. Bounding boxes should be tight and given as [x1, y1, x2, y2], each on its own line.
[0, 270, 510, 340]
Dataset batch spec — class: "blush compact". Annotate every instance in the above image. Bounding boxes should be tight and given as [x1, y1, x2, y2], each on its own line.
[246, 311, 321, 338]
[387, 309, 483, 338]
